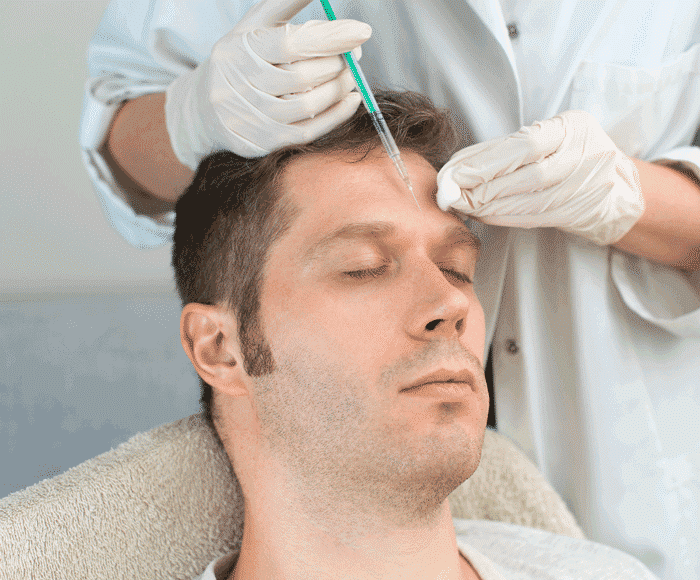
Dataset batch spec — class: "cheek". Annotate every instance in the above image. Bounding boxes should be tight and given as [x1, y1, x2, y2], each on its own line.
[466, 295, 486, 366]
[263, 278, 401, 376]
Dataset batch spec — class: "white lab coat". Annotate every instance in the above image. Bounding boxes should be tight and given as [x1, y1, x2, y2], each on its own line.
[81, 2, 700, 578]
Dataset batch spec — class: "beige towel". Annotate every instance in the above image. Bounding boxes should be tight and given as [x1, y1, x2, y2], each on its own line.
[0, 414, 584, 580]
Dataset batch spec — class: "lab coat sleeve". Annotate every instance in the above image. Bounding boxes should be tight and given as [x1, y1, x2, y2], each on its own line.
[609, 144, 700, 338]
[79, 0, 231, 248]
[80, 82, 175, 249]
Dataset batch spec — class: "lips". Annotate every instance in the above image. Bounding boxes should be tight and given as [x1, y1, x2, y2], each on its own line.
[401, 368, 475, 393]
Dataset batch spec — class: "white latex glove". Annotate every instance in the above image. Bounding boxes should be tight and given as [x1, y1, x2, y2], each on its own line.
[165, 0, 371, 168]
[436, 110, 645, 245]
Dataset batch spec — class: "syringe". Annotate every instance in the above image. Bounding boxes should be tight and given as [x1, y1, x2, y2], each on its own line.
[319, 0, 420, 210]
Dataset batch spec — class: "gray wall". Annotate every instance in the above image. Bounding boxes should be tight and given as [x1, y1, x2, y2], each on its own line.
[1, 2, 200, 498]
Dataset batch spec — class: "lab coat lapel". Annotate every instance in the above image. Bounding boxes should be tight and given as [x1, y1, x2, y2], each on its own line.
[466, 0, 522, 128]
[466, 0, 632, 124]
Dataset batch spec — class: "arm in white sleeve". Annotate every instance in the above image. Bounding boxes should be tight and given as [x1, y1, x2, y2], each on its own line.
[80, 0, 192, 248]
[81, 0, 370, 248]
[80, 83, 176, 249]
[610, 143, 700, 337]
[649, 145, 700, 186]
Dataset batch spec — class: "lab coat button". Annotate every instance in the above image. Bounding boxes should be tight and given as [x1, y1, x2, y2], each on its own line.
[507, 23, 519, 39]
[505, 339, 519, 354]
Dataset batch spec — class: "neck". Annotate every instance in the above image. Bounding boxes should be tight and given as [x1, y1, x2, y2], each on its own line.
[229, 499, 478, 580]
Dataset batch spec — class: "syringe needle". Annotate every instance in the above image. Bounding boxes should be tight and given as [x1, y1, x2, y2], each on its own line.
[406, 181, 422, 212]
[391, 154, 421, 211]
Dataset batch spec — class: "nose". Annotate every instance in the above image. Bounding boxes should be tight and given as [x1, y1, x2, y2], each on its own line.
[405, 260, 471, 342]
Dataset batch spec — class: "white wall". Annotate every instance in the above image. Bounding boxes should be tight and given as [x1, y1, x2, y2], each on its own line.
[1, 1, 174, 295]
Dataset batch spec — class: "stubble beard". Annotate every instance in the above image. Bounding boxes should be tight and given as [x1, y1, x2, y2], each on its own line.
[250, 345, 487, 531]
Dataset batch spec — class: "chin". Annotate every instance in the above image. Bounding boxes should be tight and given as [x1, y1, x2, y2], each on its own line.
[385, 421, 486, 521]
[433, 422, 485, 487]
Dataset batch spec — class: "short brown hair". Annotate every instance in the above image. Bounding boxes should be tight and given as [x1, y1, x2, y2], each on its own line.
[172, 90, 459, 442]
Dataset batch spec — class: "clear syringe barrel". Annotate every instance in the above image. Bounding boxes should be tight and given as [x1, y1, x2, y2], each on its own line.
[343, 52, 412, 182]
[369, 111, 401, 163]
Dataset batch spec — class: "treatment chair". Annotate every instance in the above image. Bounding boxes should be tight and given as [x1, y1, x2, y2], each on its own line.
[0, 413, 585, 580]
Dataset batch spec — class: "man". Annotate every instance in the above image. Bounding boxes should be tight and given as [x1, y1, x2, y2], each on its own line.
[172, 91, 657, 580]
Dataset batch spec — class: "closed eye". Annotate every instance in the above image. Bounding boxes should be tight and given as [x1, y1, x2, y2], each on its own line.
[441, 268, 473, 284]
[345, 266, 471, 283]
[344, 265, 389, 279]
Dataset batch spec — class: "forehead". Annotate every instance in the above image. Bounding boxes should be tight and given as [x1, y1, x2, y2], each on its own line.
[270, 149, 476, 258]
[280, 149, 435, 208]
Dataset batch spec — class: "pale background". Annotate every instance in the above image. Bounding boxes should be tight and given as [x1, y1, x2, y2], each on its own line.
[0, 1, 200, 498]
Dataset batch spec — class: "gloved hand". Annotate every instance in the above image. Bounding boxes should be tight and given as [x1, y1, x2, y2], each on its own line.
[436, 110, 645, 245]
[165, 0, 371, 168]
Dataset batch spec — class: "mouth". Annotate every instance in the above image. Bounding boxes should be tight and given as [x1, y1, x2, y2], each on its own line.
[400, 368, 475, 398]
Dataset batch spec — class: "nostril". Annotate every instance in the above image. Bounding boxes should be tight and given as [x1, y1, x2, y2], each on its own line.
[426, 319, 442, 331]
[455, 319, 464, 333]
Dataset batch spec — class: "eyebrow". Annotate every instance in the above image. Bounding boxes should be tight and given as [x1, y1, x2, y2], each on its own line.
[304, 220, 481, 262]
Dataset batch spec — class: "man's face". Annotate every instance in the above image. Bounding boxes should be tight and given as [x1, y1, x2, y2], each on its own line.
[248, 149, 489, 519]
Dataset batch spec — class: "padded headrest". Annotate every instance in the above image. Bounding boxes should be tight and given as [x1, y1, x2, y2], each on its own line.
[0, 414, 583, 579]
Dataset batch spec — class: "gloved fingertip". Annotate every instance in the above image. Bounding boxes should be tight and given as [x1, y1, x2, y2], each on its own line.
[436, 168, 462, 211]
[358, 21, 372, 39]
[289, 20, 371, 58]
[328, 19, 372, 42]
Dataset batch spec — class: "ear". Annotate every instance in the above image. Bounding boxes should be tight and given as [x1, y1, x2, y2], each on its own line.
[180, 303, 248, 397]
